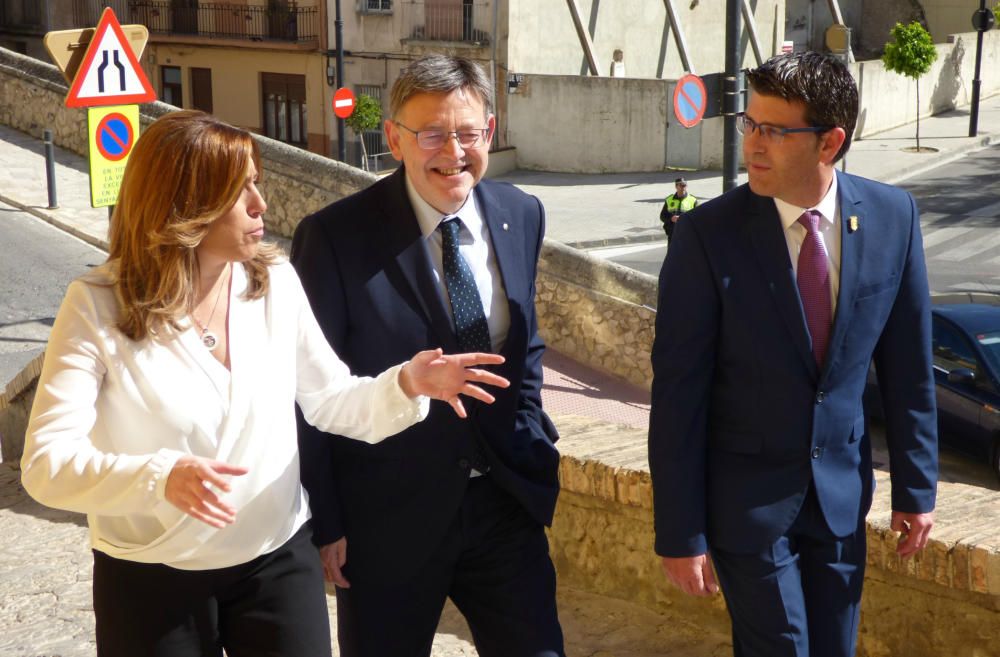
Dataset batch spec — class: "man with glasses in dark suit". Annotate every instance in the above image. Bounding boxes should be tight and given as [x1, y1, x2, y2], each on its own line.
[292, 54, 564, 657]
[649, 52, 938, 657]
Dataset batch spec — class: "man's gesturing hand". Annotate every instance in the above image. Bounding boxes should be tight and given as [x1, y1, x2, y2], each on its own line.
[319, 538, 350, 588]
[892, 511, 934, 558]
[661, 554, 720, 597]
[165, 455, 249, 528]
[399, 349, 509, 418]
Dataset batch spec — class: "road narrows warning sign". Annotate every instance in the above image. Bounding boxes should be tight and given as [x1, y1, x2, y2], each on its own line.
[66, 8, 155, 108]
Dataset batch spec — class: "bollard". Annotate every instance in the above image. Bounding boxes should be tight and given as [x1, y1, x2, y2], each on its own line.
[43, 129, 58, 210]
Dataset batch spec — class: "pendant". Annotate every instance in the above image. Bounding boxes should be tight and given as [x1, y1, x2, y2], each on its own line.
[201, 330, 219, 350]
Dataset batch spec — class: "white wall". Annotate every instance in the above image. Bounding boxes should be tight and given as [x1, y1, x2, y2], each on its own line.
[853, 29, 1000, 138]
[506, 0, 786, 79]
[507, 74, 670, 173]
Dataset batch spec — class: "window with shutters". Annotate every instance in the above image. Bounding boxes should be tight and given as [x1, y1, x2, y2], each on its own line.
[191, 68, 213, 114]
[361, 0, 392, 14]
[262, 73, 307, 146]
[161, 66, 182, 107]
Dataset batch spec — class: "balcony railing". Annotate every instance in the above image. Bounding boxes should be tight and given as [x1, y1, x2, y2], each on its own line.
[71, 1, 319, 44]
[401, 0, 492, 45]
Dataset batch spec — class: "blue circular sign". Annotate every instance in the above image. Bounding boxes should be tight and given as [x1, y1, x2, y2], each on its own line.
[95, 113, 134, 161]
[673, 74, 707, 128]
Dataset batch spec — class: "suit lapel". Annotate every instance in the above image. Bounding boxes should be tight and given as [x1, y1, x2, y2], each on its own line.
[377, 169, 460, 352]
[823, 170, 864, 379]
[748, 191, 819, 379]
[476, 182, 522, 305]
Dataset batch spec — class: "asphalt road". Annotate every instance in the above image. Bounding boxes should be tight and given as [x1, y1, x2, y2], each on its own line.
[596, 143, 1000, 295]
[0, 201, 104, 385]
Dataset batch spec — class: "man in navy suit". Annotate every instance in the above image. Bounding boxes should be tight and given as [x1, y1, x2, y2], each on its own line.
[291, 55, 564, 657]
[648, 52, 938, 657]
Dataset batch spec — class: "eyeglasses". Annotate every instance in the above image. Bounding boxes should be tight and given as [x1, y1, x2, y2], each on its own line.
[736, 114, 833, 144]
[394, 122, 491, 150]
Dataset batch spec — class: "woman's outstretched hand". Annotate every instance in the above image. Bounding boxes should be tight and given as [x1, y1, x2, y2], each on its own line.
[399, 349, 509, 418]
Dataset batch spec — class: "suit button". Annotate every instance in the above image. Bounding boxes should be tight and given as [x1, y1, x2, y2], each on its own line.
[812, 447, 823, 459]
[458, 458, 471, 470]
[816, 391, 825, 404]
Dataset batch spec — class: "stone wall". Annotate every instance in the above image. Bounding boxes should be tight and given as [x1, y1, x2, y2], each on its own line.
[537, 241, 657, 389]
[551, 414, 1000, 657]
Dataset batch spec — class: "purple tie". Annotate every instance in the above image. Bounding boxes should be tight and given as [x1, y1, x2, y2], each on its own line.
[797, 210, 832, 367]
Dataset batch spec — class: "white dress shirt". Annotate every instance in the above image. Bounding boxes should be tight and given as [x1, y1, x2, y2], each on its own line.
[406, 176, 510, 352]
[774, 174, 842, 316]
[21, 261, 428, 570]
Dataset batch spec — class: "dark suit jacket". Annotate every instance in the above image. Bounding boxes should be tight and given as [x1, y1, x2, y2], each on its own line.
[291, 168, 559, 585]
[649, 171, 938, 557]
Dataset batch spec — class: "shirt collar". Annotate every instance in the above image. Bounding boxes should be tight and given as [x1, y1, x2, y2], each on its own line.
[774, 173, 839, 232]
[405, 173, 482, 239]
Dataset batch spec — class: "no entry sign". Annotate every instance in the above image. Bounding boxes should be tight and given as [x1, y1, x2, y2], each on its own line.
[333, 87, 356, 119]
[673, 73, 707, 128]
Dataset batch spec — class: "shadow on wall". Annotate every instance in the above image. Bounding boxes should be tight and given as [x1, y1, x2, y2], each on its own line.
[931, 34, 967, 112]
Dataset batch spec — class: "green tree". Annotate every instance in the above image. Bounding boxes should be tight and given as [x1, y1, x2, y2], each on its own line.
[344, 93, 382, 171]
[882, 21, 938, 150]
[993, 3, 1000, 27]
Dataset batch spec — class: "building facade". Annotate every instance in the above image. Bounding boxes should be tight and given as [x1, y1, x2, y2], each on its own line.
[1, 0, 333, 156]
[334, 0, 785, 169]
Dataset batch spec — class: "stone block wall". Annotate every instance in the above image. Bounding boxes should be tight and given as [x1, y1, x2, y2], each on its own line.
[537, 241, 658, 390]
[551, 414, 1000, 657]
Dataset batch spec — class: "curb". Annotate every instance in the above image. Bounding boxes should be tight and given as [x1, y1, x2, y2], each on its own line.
[879, 133, 1000, 186]
[566, 232, 667, 250]
[0, 193, 110, 253]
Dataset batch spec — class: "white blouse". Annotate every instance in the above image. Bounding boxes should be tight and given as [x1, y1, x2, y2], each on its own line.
[21, 261, 428, 570]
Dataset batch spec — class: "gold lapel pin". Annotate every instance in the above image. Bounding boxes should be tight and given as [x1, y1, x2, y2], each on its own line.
[848, 216, 860, 233]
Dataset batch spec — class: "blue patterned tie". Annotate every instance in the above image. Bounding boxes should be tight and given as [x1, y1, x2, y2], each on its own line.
[440, 217, 492, 353]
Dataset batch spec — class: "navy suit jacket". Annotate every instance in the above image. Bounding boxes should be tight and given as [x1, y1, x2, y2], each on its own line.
[648, 171, 938, 557]
[291, 168, 559, 584]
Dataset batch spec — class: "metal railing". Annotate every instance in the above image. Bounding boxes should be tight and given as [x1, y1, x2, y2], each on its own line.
[71, 1, 319, 43]
[400, 0, 492, 45]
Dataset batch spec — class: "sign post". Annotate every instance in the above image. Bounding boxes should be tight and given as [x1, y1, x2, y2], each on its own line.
[45, 7, 156, 210]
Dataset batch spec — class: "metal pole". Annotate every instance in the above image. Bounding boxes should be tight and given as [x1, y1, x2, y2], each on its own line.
[43, 129, 58, 210]
[723, 0, 741, 192]
[566, 0, 601, 75]
[662, 0, 695, 74]
[335, 0, 346, 161]
[969, 0, 986, 137]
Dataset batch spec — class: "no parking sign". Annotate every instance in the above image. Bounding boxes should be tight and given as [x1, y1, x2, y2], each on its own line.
[87, 104, 139, 207]
[673, 73, 707, 128]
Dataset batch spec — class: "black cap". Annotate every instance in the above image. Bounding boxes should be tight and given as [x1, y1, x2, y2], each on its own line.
[675, 177, 688, 185]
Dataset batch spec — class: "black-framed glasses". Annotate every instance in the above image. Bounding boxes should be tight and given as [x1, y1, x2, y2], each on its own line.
[736, 113, 833, 143]
[394, 122, 491, 150]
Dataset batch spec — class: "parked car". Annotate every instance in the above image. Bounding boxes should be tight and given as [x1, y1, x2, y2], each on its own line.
[865, 301, 1000, 481]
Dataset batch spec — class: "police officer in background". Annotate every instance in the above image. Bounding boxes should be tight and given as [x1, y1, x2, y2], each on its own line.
[660, 177, 698, 243]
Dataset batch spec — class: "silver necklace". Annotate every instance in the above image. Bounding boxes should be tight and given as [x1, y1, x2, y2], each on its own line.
[192, 265, 229, 351]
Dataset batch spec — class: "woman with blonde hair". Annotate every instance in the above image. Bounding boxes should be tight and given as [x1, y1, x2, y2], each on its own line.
[21, 110, 508, 657]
